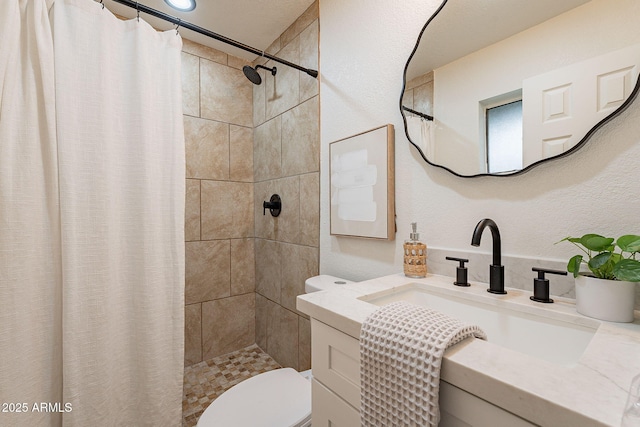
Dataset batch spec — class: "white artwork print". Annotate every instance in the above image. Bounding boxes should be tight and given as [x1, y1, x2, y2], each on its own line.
[331, 148, 378, 222]
[329, 124, 394, 240]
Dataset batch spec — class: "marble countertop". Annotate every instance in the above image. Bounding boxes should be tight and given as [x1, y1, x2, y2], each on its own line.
[297, 273, 640, 427]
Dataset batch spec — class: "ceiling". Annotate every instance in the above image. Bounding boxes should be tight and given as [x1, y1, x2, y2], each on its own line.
[406, 0, 591, 81]
[104, 0, 315, 61]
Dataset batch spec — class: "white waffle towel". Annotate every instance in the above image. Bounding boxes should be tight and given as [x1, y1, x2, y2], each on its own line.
[360, 301, 487, 426]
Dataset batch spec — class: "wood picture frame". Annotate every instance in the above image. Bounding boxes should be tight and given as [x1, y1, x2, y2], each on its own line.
[329, 124, 395, 240]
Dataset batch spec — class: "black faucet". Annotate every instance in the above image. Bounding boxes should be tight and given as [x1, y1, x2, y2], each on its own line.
[471, 218, 506, 294]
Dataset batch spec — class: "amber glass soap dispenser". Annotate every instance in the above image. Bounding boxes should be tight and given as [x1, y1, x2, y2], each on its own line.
[403, 222, 427, 278]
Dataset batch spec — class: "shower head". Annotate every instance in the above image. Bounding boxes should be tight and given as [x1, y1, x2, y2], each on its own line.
[242, 64, 277, 85]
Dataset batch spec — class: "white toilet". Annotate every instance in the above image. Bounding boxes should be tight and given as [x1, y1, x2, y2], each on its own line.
[196, 274, 354, 427]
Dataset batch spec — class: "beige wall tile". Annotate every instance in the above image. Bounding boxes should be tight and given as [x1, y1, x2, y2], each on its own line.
[201, 181, 254, 240]
[265, 38, 282, 56]
[252, 72, 266, 127]
[273, 176, 300, 244]
[185, 303, 202, 366]
[414, 81, 434, 117]
[402, 89, 414, 110]
[185, 179, 201, 242]
[202, 294, 255, 359]
[405, 71, 434, 91]
[255, 238, 281, 303]
[254, 177, 300, 244]
[280, 25, 299, 50]
[255, 293, 269, 351]
[265, 40, 300, 120]
[227, 54, 250, 71]
[253, 180, 275, 240]
[229, 125, 253, 182]
[298, 316, 311, 371]
[299, 20, 319, 101]
[281, 1, 319, 47]
[185, 240, 231, 304]
[181, 52, 200, 117]
[254, 116, 282, 182]
[182, 38, 227, 65]
[282, 97, 319, 176]
[231, 238, 255, 295]
[201, 59, 253, 127]
[281, 243, 318, 313]
[267, 303, 299, 369]
[299, 173, 319, 247]
[184, 116, 229, 180]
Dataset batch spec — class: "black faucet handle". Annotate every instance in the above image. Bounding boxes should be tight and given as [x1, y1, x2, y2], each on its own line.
[445, 256, 469, 267]
[530, 267, 568, 303]
[532, 267, 568, 278]
[445, 256, 470, 287]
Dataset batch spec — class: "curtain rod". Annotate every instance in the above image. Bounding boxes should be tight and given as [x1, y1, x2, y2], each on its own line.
[402, 106, 433, 121]
[109, 0, 318, 78]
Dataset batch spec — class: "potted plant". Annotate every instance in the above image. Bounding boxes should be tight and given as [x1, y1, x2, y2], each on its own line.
[558, 234, 640, 322]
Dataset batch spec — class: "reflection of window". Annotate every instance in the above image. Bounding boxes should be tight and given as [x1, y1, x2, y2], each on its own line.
[486, 100, 523, 174]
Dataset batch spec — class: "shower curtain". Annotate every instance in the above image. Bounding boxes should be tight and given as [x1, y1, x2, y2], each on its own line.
[406, 115, 435, 161]
[0, 0, 185, 425]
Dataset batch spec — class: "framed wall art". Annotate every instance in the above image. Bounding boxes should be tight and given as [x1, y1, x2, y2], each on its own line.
[329, 124, 395, 240]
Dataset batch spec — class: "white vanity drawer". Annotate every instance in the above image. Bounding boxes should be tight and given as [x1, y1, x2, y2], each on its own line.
[440, 381, 536, 427]
[311, 378, 360, 427]
[311, 319, 361, 409]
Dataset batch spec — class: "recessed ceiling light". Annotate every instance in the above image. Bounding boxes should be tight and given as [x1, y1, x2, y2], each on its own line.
[164, 0, 196, 12]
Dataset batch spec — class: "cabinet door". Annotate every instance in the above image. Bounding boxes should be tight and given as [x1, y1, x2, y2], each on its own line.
[312, 379, 360, 427]
[311, 319, 361, 409]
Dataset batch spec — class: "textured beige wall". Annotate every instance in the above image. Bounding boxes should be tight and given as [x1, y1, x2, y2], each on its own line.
[253, 1, 320, 372]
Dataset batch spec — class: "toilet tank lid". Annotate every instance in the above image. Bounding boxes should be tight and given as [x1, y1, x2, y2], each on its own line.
[304, 274, 354, 293]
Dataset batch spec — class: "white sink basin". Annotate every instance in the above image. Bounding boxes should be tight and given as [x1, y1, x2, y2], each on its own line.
[359, 282, 598, 366]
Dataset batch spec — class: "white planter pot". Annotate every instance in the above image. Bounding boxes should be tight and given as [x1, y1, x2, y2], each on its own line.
[575, 274, 637, 323]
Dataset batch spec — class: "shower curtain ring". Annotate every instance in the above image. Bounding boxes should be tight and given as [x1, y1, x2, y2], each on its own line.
[100, 0, 104, 9]
[136, 2, 140, 21]
[175, 19, 181, 35]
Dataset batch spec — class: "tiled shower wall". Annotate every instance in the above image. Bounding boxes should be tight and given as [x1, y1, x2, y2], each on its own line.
[180, 2, 319, 368]
[182, 39, 257, 366]
[253, 2, 320, 371]
[402, 71, 434, 117]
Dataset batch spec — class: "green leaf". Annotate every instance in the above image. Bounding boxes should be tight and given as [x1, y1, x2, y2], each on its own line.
[556, 236, 582, 244]
[581, 234, 615, 252]
[617, 235, 640, 253]
[613, 259, 640, 282]
[588, 252, 612, 270]
[567, 255, 583, 277]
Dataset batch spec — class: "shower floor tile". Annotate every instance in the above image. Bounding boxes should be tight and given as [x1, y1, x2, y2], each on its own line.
[182, 344, 281, 427]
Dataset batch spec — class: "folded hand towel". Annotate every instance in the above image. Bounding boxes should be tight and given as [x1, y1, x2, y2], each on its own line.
[360, 301, 486, 426]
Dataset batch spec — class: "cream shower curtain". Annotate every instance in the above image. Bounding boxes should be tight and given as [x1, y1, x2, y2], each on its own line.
[0, 0, 185, 425]
[406, 115, 435, 161]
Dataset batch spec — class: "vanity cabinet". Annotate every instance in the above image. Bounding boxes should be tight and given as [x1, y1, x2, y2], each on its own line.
[310, 318, 535, 427]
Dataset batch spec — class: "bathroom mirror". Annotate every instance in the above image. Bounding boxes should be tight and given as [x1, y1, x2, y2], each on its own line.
[401, 0, 640, 177]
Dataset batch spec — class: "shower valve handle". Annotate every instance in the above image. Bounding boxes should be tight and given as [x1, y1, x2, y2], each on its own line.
[263, 194, 281, 217]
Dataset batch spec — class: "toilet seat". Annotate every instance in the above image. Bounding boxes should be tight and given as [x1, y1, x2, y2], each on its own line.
[196, 368, 312, 427]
